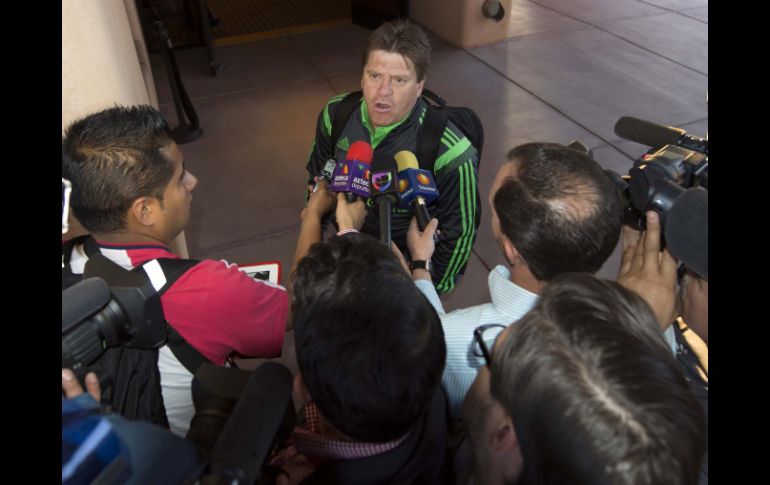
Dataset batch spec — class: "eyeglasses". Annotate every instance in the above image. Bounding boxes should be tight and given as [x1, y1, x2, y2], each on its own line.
[472, 324, 506, 367]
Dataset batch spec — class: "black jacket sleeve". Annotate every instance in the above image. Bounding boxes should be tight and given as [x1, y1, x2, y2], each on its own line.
[431, 145, 480, 293]
[305, 96, 344, 188]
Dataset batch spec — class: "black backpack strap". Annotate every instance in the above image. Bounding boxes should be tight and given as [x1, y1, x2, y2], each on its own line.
[330, 90, 363, 150]
[417, 89, 449, 174]
[145, 257, 212, 375]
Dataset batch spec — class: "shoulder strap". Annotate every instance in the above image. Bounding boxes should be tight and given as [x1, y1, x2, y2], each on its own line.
[144, 257, 212, 375]
[417, 89, 449, 174]
[330, 91, 363, 150]
[81, 243, 211, 375]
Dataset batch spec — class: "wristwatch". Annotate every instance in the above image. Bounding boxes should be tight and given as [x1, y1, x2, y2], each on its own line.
[410, 259, 432, 272]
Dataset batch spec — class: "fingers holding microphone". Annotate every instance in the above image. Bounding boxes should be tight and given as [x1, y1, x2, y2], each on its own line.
[336, 192, 367, 231]
[407, 216, 439, 262]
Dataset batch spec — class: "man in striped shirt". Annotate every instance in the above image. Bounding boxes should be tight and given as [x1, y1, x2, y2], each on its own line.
[408, 142, 624, 420]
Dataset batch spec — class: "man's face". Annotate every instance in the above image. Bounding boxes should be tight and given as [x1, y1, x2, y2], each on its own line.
[156, 143, 197, 243]
[463, 326, 523, 484]
[489, 160, 518, 252]
[361, 49, 424, 129]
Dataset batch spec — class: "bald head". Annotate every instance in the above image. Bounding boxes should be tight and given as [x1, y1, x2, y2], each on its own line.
[490, 142, 623, 281]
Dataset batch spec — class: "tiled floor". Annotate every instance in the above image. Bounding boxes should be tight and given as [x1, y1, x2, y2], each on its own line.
[151, 0, 707, 325]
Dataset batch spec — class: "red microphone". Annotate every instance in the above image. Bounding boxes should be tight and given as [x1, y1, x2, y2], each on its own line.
[329, 141, 373, 201]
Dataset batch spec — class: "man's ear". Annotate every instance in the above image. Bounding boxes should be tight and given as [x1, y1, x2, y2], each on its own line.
[416, 78, 425, 97]
[501, 236, 520, 267]
[130, 197, 155, 227]
[492, 414, 519, 453]
[492, 415, 524, 481]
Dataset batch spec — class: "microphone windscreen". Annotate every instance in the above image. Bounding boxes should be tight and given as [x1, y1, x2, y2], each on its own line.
[615, 116, 685, 148]
[206, 362, 293, 483]
[665, 187, 708, 279]
[62, 277, 111, 332]
[347, 140, 373, 163]
[370, 157, 399, 199]
[394, 150, 419, 172]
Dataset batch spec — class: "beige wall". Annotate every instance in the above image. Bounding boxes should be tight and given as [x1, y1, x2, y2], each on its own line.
[62, 0, 188, 257]
[62, 0, 153, 130]
[412, 0, 514, 49]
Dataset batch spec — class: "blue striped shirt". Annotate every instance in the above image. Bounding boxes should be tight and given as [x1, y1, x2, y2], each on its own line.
[416, 265, 538, 420]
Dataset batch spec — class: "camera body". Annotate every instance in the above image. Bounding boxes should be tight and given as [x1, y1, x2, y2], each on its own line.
[618, 143, 707, 231]
[62, 255, 167, 376]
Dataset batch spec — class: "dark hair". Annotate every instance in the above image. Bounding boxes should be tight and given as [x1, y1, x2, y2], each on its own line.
[363, 19, 431, 81]
[493, 142, 623, 281]
[490, 273, 705, 485]
[292, 234, 446, 442]
[62, 105, 175, 233]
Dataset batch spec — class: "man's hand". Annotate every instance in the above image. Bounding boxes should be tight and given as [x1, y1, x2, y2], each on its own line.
[62, 368, 101, 401]
[335, 193, 367, 231]
[407, 216, 438, 262]
[617, 211, 679, 330]
[390, 242, 412, 275]
[303, 178, 336, 220]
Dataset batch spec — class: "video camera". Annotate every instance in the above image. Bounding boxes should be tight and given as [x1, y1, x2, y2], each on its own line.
[61, 261, 167, 375]
[610, 116, 708, 232]
[607, 116, 708, 279]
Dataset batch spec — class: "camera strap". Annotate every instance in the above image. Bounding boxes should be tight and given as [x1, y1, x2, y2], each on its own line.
[153, 257, 212, 375]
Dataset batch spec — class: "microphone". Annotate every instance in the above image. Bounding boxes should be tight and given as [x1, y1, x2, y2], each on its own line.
[329, 140, 373, 202]
[614, 116, 708, 155]
[394, 150, 439, 232]
[313, 158, 338, 192]
[369, 158, 400, 244]
[203, 362, 294, 483]
[664, 187, 707, 280]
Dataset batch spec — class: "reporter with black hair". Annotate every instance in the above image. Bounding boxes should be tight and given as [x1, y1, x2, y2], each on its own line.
[269, 182, 450, 484]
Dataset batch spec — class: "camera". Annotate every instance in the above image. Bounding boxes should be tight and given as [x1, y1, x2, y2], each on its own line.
[61, 258, 167, 375]
[608, 116, 708, 279]
[610, 116, 708, 231]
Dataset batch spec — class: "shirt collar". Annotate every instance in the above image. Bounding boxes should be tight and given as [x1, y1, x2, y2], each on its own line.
[292, 402, 409, 462]
[360, 98, 423, 149]
[488, 265, 539, 321]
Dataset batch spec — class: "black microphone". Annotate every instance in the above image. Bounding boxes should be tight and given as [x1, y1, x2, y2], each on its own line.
[664, 187, 707, 280]
[313, 159, 338, 193]
[370, 157, 400, 244]
[614, 116, 708, 155]
[203, 362, 294, 484]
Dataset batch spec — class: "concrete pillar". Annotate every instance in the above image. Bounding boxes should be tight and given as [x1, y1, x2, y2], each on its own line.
[62, 0, 188, 257]
[412, 0, 515, 49]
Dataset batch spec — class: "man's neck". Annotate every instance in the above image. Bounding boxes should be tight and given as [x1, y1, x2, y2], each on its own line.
[92, 230, 169, 247]
[508, 264, 545, 295]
